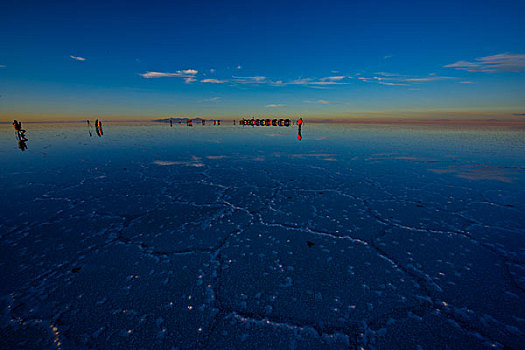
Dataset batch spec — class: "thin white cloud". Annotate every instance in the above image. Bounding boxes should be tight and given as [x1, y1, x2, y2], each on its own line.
[458, 81, 474, 84]
[184, 77, 197, 84]
[288, 78, 348, 86]
[309, 81, 349, 85]
[210, 68, 215, 73]
[374, 72, 400, 77]
[141, 72, 180, 78]
[444, 53, 525, 72]
[379, 82, 408, 86]
[201, 78, 226, 83]
[403, 76, 454, 82]
[70, 55, 86, 61]
[305, 99, 337, 104]
[203, 96, 221, 102]
[232, 75, 267, 83]
[227, 74, 351, 87]
[0, 65, 5, 68]
[140, 69, 198, 78]
[182, 69, 198, 75]
[320, 76, 346, 81]
[265, 104, 287, 108]
[358, 73, 453, 86]
[237, 65, 242, 69]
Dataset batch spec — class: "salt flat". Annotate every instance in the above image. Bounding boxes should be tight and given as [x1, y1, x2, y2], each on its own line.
[0, 122, 523, 349]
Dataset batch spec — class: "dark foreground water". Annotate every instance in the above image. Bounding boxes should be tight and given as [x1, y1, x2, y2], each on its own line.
[0, 122, 524, 349]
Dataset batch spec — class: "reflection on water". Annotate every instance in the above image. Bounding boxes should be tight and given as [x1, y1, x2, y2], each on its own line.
[297, 118, 303, 141]
[86, 120, 92, 137]
[0, 121, 524, 349]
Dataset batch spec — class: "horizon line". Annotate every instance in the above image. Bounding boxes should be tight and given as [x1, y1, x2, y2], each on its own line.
[1, 118, 524, 126]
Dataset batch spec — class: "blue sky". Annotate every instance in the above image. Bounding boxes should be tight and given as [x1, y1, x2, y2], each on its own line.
[0, 0, 524, 120]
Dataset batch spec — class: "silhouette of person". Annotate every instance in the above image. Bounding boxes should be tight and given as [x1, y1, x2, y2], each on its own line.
[13, 120, 27, 141]
[95, 119, 103, 136]
[13, 120, 28, 149]
[13, 120, 21, 131]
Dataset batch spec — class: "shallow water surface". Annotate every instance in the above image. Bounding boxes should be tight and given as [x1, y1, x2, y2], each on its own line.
[1, 122, 524, 349]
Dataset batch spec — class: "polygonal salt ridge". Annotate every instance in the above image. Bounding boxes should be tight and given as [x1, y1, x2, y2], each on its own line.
[216, 224, 424, 337]
[204, 310, 352, 349]
[10, 243, 217, 349]
[258, 189, 385, 242]
[119, 203, 249, 254]
[379, 226, 525, 349]
[0, 213, 124, 298]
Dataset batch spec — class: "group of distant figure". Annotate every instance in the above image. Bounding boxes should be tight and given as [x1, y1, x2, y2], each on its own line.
[166, 117, 304, 141]
[12, 120, 28, 151]
[169, 119, 221, 127]
[12, 117, 303, 152]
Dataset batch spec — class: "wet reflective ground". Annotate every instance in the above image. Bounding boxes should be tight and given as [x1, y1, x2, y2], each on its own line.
[1, 122, 524, 349]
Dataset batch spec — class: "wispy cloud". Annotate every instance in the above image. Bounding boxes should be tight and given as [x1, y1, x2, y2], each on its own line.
[305, 99, 337, 104]
[140, 68, 354, 88]
[201, 78, 226, 83]
[236, 65, 242, 70]
[0, 65, 5, 68]
[70, 55, 86, 61]
[203, 96, 221, 102]
[458, 81, 474, 84]
[265, 104, 287, 108]
[444, 53, 525, 72]
[320, 76, 346, 81]
[232, 75, 267, 83]
[378, 82, 408, 86]
[403, 76, 454, 82]
[374, 72, 400, 77]
[231, 75, 350, 87]
[140, 69, 198, 79]
[357, 72, 454, 86]
[288, 78, 349, 86]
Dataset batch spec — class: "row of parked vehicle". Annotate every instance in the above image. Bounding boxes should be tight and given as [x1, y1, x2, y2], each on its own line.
[239, 118, 297, 126]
